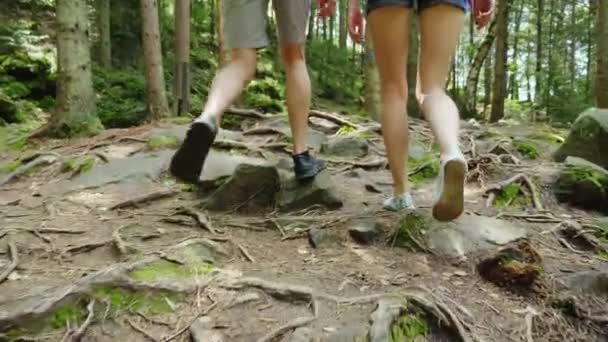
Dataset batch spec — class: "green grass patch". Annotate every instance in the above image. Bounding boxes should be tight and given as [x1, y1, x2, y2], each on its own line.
[408, 156, 439, 185]
[0, 120, 43, 152]
[93, 286, 179, 316]
[0, 159, 21, 173]
[393, 212, 430, 250]
[390, 312, 429, 342]
[49, 301, 88, 329]
[494, 183, 530, 208]
[147, 135, 179, 150]
[62, 156, 95, 176]
[513, 139, 540, 159]
[129, 260, 214, 282]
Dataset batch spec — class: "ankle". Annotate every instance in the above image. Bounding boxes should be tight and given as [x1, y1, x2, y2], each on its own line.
[197, 112, 220, 126]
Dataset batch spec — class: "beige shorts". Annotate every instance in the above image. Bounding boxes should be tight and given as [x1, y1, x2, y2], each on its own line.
[223, 0, 311, 49]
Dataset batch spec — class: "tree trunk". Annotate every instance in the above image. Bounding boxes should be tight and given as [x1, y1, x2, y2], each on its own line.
[329, 10, 335, 44]
[174, 0, 191, 115]
[141, 0, 169, 120]
[587, 0, 597, 95]
[407, 15, 420, 117]
[526, 38, 533, 102]
[597, 0, 608, 108]
[570, 2, 577, 87]
[490, 0, 510, 123]
[339, 0, 347, 49]
[217, 0, 225, 66]
[508, 0, 523, 100]
[363, 26, 380, 121]
[308, 0, 316, 41]
[534, 0, 544, 104]
[464, 19, 497, 118]
[95, 0, 112, 67]
[483, 54, 493, 114]
[49, 0, 101, 137]
[545, 0, 557, 104]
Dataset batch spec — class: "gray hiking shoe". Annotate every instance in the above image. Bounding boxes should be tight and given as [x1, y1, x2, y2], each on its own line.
[383, 193, 416, 212]
[432, 152, 467, 222]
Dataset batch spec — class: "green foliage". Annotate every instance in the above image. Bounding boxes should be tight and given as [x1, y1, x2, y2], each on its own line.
[394, 213, 429, 250]
[495, 184, 529, 208]
[93, 67, 147, 128]
[62, 156, 95, 175]
[243, 76, 285, 113]
[513, 139, 540, 159]
[0, 160, 22, 173]
[390, 312, 429, 342]
[0, 120, 43, 152]
[49, 301, 88, 329]
[409, 156, 439, 185]
[93, 286, 179, 315]
[147, 135, 179, 150]
[129, 260, 214, 282]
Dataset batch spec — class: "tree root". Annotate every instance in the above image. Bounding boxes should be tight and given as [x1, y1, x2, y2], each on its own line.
[225, 107, 271, 119]
[109, 189, 176, 210]
[113, 225, 137, 255]
[484, 173, 544, 210]
[213, 139, 250, 150]
[309, 110, 362, 130]
[256, 316, 316, 342]
[325, 157, 386, 170]
[64, 239, 112, 255]
[0, 243, 18, 284]
[0, 154, 58, 187]
[61, 299, 95, 342]
[176, 208, 217, 234]
[126, 317, 160, 342]
[161, 302, 217, 342]
[235, 242, 255, 263]
[243, 126, 287, 136]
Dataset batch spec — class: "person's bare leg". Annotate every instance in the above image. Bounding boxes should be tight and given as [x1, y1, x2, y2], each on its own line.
[368, 6, 411, 197]
[417, 5, 465, 160]
[200, 48, 258, 125]
[417, 4, 466, 221]
[281, 43, 311, 155]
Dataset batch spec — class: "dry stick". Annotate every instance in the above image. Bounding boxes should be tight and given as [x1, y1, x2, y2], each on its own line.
[0, 154, 57, 187]
[69, 300, 96, 342]
[243, 126, 286, 136]
[109, 189, 176, 210]
[177, 209, 217, 234]
[0, 243, 18, 284]
[65, 239, 112, 255]
[126, 317, 160, 342]
[225, 107, 269, 119]
[309, 110, 361, 130]
[256, 316, 316, 342]
[161, 302, 218, 342]
[236, 242, 255, 263]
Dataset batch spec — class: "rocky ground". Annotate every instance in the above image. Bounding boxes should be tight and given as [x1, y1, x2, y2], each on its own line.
[0, 108, 607, 342]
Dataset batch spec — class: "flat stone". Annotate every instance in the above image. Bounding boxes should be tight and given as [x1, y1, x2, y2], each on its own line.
[563, 271, 608, 295]
[149, 125, 242, 145]
[276, 170, 343, 212]
[205, 163, 280, 212]
[308, 228, 340, 249]
[169, 238, 230, 265]
[321, 136, 368, 158]
[349, 220, 381, 245]
[424, 213, 528, 258]
[190, 317, 225, 342]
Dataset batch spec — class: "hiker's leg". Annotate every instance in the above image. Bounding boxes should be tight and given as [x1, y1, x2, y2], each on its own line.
[276, 0, 312, 154]
[417, 3, 466, 160]
[368, 5, 411, 196]
[201, 48, 257, 124]
[200, 0, 269, 124]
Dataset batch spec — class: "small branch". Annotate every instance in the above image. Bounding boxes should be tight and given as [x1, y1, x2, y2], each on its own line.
[70, 300, 96, 342]
[109, 189, 176, 210]
[256, 316, 315, 342]
[161, 302, 218, 342]
[0, 243, 18, 284]
[236, 242, 255, 263]
[213, 139, 251, 151]
[309, 110, 362, 130]
[35, 228, 86, 235]
[126, 317, 160, 342]
[176, 208, 217, 234]
[0, 154, 57, 186]
[556, 238, 584, 254]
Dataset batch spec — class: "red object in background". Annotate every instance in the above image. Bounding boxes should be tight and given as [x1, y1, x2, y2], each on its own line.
[471, 0, 494, 29]
[319, 0, 336, 18]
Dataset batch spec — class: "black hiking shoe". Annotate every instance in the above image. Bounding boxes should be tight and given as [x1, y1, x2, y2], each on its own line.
[293, 151, 325, 181]
[169, 115, 218, 183]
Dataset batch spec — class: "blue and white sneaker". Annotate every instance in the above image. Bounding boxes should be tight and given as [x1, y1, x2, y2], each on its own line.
[383, 193, 416, 212]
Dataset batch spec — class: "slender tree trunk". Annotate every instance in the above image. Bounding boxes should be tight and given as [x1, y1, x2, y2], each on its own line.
[363, 26, 380, 121]
[526, 37, 533, 102]
[141, 0, 169, 120]
[490, 0, 510, 122]
[597, 0, 608, 108]
[484, 54, 493, 114]
[464, 19, 497, 117]
[308, 0, 316, 41]
[96, 0, 112, 67]
[339, 0, 347, 49]
[407, 15, 420, 117]
[535, 0, 544, 104]
[570, 2, 577, 87]
[508, 0, 523, 100]
[174, 0, 191, 115]
[49, 0, 100, 137]
[545, 0, 557, 104]
[217, 0, 225, 66]
[587, 0, 597, 95]
[329, 10, 335, 45]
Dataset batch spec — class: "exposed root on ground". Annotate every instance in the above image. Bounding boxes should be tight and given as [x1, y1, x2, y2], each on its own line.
[175, 208, 217, 234]
[309, 110, 362, 130]
[0, 153, 58, 187]
[109, 189, 176, 210]
[225, 107, 271, 119]
[126, 317, 160, 342]
[60, 299, 95, 342]
[484, 173, 544, 210]
[257, 316, 316, 342]
[0, 243, 18, 284]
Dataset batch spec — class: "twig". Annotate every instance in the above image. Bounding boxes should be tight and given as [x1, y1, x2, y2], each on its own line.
[0, 154, 57, 186]
[0, 243, 18, 284]
[269, 218, 286, 237]
[236, 243, 255, 263]
[118, 137, 148, 143]
[109, 189, 176, 210]
[225, 107, 270, 119]
[176, 208, 217, 234]
[93, 152, 110, 163]
[126, 317, 160, 342]
[70, 300, 96, 342]
[161, 302, 218, 342]
[29, 229, 52, 243]
[256, 316, 315, 342]
[64, 239, 112, 255]
[309, 110, 362, 130]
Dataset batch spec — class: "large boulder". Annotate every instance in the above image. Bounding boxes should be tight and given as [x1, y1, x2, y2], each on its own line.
[554, 157, 608, 214]
[320, 135, 368, 158]
[276, 170, 343, 212]
[554, 108, 608, 169]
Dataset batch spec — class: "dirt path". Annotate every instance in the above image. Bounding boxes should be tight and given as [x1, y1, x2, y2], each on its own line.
[0, 112, 606, 341]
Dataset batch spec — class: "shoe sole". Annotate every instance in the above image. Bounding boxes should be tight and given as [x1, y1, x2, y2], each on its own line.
[169, 122, 215, 183]
[295, 160, 326, 182]
[433, 159, 466, 222]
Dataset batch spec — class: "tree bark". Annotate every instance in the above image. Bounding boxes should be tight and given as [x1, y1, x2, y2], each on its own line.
[49, 0, 101, 137]
[508, 0, 524, 100]
[363, 26, 380, 121]
[308, 0, 316, 41]
[464, 19, 497, 118]
[407, 15, 420, 117]
[141, 0, 169, 120]
[490, 0, 510, 123]
[96, 0, 112, 67]
[597, 0, 608, 108]
[570, 2, 577, 87]
[535, 0, 544, 104]
[173, 0, 191, 115]
[339, 0, 347, 49]
[483, 53, 493, 113]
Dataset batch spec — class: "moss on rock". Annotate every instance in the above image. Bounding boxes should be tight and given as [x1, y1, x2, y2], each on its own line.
[554, 159, 608, 214]
[390, 312, 429, 342]
[393, 212, 430, 250]
[147, 135, 179, 150]
[129, 259, 214, 282]
[513, 139, 540, 159]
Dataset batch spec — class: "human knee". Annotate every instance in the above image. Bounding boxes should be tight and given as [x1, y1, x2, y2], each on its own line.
[230, 48, 257, 81]
[381, 79, 408, 101]
[416, 86, 446, 106]
[280, 43, 305, 69]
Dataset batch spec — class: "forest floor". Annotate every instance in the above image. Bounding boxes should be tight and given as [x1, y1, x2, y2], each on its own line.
[0, 109, 607, 342]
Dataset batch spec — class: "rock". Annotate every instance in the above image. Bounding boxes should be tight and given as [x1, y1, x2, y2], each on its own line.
[289, 327, 313, 342]
[149, 125, 243, 145]
[554, 157, 608, 214]
[276, 170, 343, 212]
[349, 220, 381, 245]
[563, 271, 608, 296]
[205, 163, 280, 212]
[308, 228, 340, 248]
[554, 108, 608, 169]
[321, 136, 368, 158]
[170, 238, 231, 265]
[477, 241, 543, 291]
[309, 116, 339, 133]
[190, 317, 225, 342]
[365, 183, 382, 193]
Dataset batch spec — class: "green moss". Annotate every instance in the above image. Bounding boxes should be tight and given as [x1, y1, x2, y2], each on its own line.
[0, 120, 43, 152]
[49, 301, 88, 329]
[93, 67, 147, 128]
[513, 139, 540, 159]
[526, 132, 565, 144]
[129, 260, 214, 282]
[597, 250, 608, 260]
[495, 184, 530, 208]
[394, 212, 430, 250]
[408, 156, 439, 185]
[0, 160, 21, 173]
[147, 135, 179, 150]
[62, 156, 95, 175]
[554, 164, 608, 212]
[390, 313, 429, 342]
[93, 286, 179, 315]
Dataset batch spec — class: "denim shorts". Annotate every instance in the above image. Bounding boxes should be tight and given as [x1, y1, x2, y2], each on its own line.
[367, 0, 469, 14]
